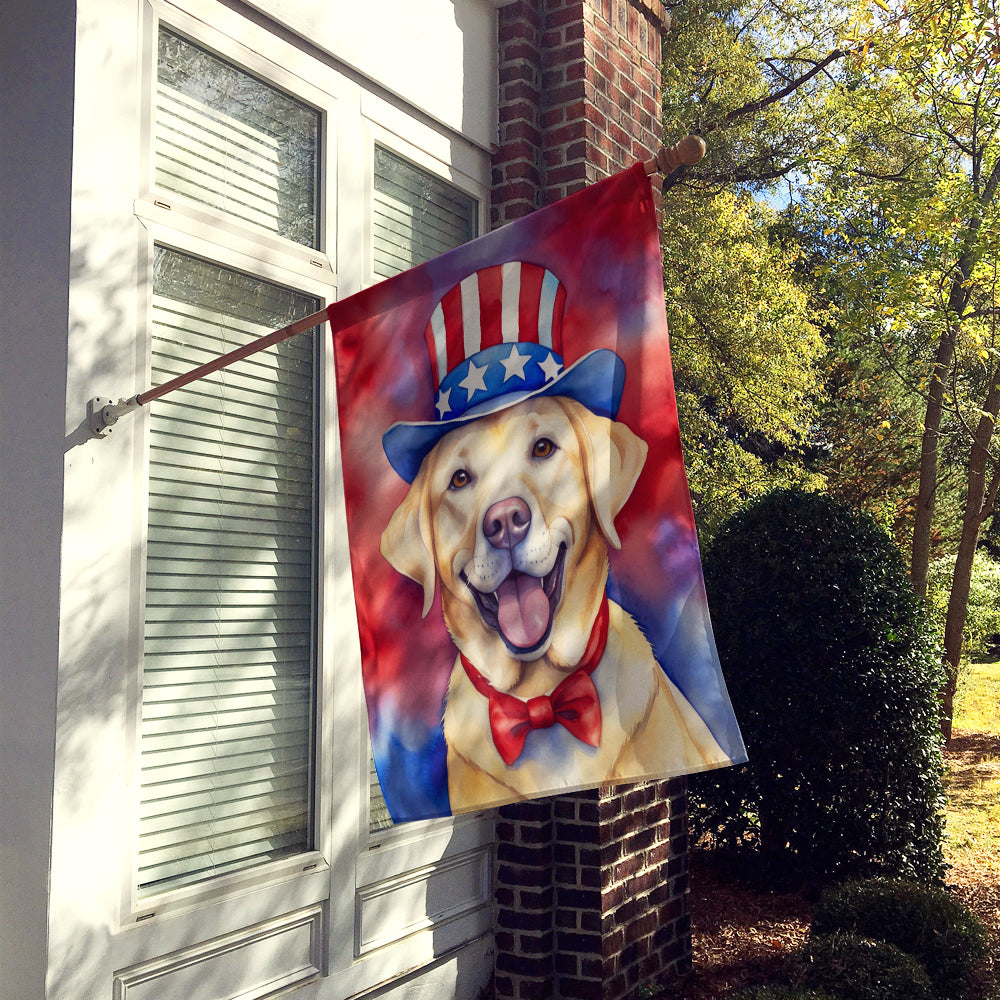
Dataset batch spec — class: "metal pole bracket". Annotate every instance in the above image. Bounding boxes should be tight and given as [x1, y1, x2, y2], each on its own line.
[88, 396, 140, 438]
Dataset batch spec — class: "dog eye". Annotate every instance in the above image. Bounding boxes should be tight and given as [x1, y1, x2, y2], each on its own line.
[532, 437, 557, 459]
[449, 468, 472, 490]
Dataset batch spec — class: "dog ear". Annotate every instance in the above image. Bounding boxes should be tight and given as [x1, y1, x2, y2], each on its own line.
[567, 400, 648, 549]
[380, 469, 437, 617]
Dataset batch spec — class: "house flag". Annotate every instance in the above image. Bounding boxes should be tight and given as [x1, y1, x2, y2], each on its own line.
[330, 163, 746, 822]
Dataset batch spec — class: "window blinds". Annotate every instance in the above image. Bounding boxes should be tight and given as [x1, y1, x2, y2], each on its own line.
[372, 146, 478, 281]
[138, 248, 318, 895]
[368, 147, 477, 831]
[156, 28, 320, 249]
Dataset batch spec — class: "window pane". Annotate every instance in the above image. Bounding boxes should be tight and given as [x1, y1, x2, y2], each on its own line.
[138, 247, 318, 895]
[372, 146, 477, 279]
[369, 149, 478, 831]
[156, 28, 320, 248]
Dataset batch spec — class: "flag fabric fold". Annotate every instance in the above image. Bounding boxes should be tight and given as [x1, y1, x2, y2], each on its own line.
[331, 163, 746, 822]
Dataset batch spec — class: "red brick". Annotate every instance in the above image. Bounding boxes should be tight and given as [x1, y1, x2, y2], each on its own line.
[498, 862, 552, 889]
[521, 889, 554, 913]
[547, 119, 591, 147]
[498, 906, 551, 932]
[496, 952, 551, 978]
[491, 4, 691, 993]
[546, 163, 589, 186]
[503, 79, 541, 104]
[557, 930, 603, 955]
[548, 4, 589, 29]
[502, 40, 538, 63]
[499, 100, 539, 124]
[502, 120, 543, 145]
[625, 868, 658, 897]
[542, 40, 587, 70]
[520, 930, 555, 955]
[560, 979, 604, 1000]
[555, 951, 579, 976]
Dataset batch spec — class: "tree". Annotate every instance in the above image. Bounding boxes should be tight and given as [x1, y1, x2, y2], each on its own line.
[799, 0, 1000, 735]
[661, 0, 854, 195]
[661, 188, 825, 537]
[659, 0, 845, 537]
[660, 0, 999, 736]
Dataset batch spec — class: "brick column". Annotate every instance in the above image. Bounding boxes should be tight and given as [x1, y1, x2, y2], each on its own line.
[493, 0, 668, 226]
[491, 3, 692, 999]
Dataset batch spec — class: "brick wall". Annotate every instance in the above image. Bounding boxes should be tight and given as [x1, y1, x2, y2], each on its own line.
[494, 781, 691, 1000]
[492, 0, 668, 227]
[489, 10, 689, 996]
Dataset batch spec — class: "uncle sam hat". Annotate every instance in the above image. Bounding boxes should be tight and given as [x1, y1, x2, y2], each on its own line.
[382, 261, 626, 483]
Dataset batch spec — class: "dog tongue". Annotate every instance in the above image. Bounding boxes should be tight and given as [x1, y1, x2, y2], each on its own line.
[496, 574, 550, 649]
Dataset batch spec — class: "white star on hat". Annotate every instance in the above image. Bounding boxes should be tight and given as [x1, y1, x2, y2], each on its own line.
[435, 387, 453, 418]
[500, 346, 529, 382]
[459, 359, 489, 400]
[539, 352, 562, 383]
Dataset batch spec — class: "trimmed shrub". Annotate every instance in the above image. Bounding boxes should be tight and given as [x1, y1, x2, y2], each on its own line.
[812, 878, 988, 998]
[793, 933, 934, 1000]
[692, 489, 946, 882]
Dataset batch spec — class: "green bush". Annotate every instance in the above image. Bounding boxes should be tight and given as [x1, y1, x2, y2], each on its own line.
[811, 878, 988, 998]
[792, 933, 934, 1000]
[692, 488, 946, 882]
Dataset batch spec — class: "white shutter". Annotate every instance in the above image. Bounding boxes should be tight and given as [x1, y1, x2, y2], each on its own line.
[367, 147, 477, 831]
[138, 248, 319, 895]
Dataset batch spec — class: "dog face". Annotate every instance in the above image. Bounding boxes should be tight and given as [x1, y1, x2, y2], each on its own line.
[381, 396, 647, 692]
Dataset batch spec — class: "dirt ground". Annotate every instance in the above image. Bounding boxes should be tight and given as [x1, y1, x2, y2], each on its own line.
[662, 733, 1000, 999]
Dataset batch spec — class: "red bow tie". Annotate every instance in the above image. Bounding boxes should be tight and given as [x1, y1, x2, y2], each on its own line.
[460, 598, 609, 766]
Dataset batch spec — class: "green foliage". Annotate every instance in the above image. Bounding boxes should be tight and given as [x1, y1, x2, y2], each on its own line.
[792, 933, 934, 1000]
[658, 0, 841, 540]
[811, 878, 988, 999]
[692, 488, 947, 882]
[927, 550, 1000, 659]
[664, 191, 826, 538]
[661, 0, 852, 193]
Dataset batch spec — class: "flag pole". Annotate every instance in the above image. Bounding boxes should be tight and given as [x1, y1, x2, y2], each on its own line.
[88, 137, 705, 438]
[87, 306, 330, 437]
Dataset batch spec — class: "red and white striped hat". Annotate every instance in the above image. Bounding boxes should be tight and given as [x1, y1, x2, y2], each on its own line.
[383, 262, 624, 483]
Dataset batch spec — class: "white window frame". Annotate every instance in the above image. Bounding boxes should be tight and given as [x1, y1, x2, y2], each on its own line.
[111, 0, 496, 992]
[123, 0, 340, 930]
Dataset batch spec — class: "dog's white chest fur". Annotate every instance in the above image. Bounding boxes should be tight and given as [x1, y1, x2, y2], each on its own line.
[443, 600, 726, 812]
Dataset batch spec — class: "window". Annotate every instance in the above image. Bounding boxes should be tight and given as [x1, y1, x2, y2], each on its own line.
[139, 248, 319, 895]
[372, 145, 478, 280]
[367, 146, 478, 832]
[56, 0, 498, 993]
[119, 8, 493, 991]
[136, 26, 323, 898]
[155, 28, 320, 247]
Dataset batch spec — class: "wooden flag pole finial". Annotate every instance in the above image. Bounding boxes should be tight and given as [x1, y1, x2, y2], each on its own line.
[643, 135, 706, 176]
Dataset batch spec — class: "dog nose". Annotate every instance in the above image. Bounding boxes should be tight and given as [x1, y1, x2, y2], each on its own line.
[484, 497, 531, 550]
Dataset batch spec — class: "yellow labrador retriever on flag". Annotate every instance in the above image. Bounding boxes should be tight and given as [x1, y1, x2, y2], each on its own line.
[382, 386, 726, 812]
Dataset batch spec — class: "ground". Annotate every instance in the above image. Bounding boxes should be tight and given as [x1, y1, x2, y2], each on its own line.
[665, 723, 1000, 999]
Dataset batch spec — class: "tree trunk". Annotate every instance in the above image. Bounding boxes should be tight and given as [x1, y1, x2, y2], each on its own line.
[940, 374, 1000, 741]
[911, 160, 1000, 597]
[910, 329, 955, 598]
